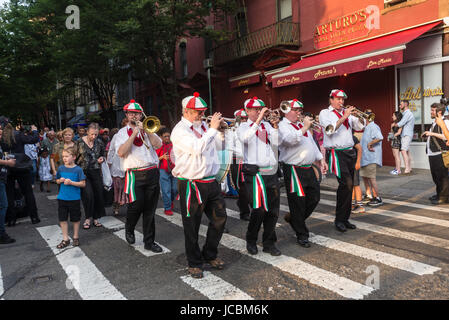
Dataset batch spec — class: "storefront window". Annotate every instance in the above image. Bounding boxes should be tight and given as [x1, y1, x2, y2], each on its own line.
[398, 63, 444, 141]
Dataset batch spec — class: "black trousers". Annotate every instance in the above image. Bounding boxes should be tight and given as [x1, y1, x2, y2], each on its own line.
[6, 168, 38, 222]
[282, 163, 320, 240]
[326, 149, 356, 223]
[125, 168, 160, 245]
[244, 173, 280, 249]
[81, 169, 106, 220]
[178, 179, 227, 268]
[230, 160, 251, 216]
[429, 154, 449, 201]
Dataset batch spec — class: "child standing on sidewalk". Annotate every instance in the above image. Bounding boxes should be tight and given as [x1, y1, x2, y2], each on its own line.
[55, 147, 86, 249]
[38, 147, 52, 192]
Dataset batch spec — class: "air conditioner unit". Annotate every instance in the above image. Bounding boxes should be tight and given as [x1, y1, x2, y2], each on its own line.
[203, 58, 214, 69]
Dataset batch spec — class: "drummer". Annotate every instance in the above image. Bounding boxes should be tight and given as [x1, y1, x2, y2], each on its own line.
[171, 92, 228, 279]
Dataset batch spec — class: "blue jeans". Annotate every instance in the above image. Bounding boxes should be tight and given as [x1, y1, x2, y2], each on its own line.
[30, 159, 37, 185]
[159, 169, 178, 210]
[0, 182, 8, 235]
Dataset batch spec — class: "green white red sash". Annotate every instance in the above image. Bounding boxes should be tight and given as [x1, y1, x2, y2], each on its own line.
[236, 159, 244, 189]
[328, 147, 351, 178]
[178, 176, 215, 217]
[125, 165, 157, 203]
[253, 172, 268, 211]
[290, 165, 311, 197]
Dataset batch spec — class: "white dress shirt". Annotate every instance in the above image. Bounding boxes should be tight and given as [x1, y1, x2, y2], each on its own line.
[171, 117, 224, 180]
[113, 125, 161, 171]
[237, 119, 278, 172]
[225, 127, 243, 159]
[279, 118, 323, 165]
[319, 106, 365, 149]
[107, 134, 125, 178]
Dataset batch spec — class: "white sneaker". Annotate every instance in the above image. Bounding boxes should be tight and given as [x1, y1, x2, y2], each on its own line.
[390, 169, 399, 175]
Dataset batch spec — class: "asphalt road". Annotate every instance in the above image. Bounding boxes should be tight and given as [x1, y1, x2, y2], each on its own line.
[1, 180, 449, 301]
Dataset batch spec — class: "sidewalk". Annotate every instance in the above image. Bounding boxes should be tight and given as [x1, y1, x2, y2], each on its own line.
[320, 165, 436, 203]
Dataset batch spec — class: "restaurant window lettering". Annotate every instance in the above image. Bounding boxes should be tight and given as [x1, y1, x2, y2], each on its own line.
[398, 63, 444, 141]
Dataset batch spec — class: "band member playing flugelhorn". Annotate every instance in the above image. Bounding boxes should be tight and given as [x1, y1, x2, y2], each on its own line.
[237, 97, 282, 256]
[171, 92, 227, 279]
[279, 100, 328, 247]
[319, 90, 365, 232]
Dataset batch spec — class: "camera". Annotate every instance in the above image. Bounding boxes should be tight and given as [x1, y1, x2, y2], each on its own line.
[441, 96, 449, 107]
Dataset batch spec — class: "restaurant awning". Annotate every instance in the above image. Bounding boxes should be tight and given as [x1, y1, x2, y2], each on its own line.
[272, 21, 442, 88]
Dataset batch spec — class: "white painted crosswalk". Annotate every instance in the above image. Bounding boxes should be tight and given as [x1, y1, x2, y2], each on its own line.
[156, 209, 375, 300]
[37, 225, 126, 300]
[0, 265, 4, 300]
[100, 216, 170, 257]
[181, 271, 254, 300]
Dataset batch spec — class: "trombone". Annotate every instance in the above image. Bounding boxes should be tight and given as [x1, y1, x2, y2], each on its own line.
[130, 111, 161, 134]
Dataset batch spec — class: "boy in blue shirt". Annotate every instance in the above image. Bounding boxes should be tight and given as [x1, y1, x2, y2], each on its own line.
[56, 147, 86, 248]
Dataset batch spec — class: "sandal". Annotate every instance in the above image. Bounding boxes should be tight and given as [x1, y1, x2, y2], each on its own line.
[188, 267, 204, 279]
[72, 238, 80, 247]
[83, 221, 91, 229]
[93, 221, 103, 228]
[57, 239, 70, 249]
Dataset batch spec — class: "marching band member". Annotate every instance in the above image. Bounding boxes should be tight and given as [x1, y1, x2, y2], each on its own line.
[319, 90, 365, 232]
[279, 100, 328, 248]
[115, 100, 163, 252]
[237, 97, 281, 256]
[171, 92, 227, 279]
[229, 109, 251, 221]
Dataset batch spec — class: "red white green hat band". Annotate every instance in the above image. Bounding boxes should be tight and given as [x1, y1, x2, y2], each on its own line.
[244, 96, 265, 108]
[123, 99, 143, 113]
[182, 92, 208, 110]
[330, 89, 348, 99]
[234, 109, 248, 118]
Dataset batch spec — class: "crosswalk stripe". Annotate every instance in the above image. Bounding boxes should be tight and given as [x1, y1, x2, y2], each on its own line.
[180, 271, 254, 300]
[225, 207, 282, 227]
[281, 193, 449, 227]
[278, 205, 449, 249]
[37, 225, 126, 300]
[225, 208, 440, 275]
[156, 209, 374, 300]
[47, 195, 58, 200]
[100, 216, 170, 257]
[0, 265, 4, 300]
[319, 190, 449, 214]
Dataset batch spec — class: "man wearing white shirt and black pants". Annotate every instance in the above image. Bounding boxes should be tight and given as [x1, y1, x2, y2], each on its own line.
[319, 90, 365, 232]
[279, 100, 328, 247]
[422, 103, 449, 205]
[116, 100, 163, 253]
[237, 97, 281, 256]
[171, 92, 227, 279]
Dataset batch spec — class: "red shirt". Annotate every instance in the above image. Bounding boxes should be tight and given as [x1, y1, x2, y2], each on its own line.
[156, 142, 175, 173]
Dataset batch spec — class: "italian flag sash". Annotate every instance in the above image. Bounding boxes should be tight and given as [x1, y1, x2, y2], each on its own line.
[236, 159, 244, 189]
[328, 148, 351, 178]
[125, 165, 157, 203]
[253, 173, 268, 211]
[178, 176, 215, 217]
[290, 165, 311, 197]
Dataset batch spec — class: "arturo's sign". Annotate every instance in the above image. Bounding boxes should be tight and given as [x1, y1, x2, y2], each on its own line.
[229, 74, 260, 88]
[314, 5, 380, 50]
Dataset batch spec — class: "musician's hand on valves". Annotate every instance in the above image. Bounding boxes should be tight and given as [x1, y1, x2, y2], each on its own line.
[270, 117, 280, 129]
[303, 116, 313, 129]
[209, 112, 222, 130]
[344, 106, 355, 118]
[256, 107, 269, 125]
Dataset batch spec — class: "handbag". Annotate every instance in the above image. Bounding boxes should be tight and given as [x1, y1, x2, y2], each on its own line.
[101, 161, 113, 189]
[431, 136, 449, 168]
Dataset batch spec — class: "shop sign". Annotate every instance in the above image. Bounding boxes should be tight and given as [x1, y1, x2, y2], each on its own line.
[229, 74, 260, 88]
[399, 86, 444, 100]
[314, 5, 380, 50]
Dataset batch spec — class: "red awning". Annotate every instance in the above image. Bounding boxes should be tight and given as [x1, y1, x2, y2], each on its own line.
[272, 21, 442, 88]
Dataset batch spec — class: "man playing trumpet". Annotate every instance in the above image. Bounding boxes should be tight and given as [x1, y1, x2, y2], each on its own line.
[319, 90, 365, 232]
[279, 100, 328, 247]
[237, 97, 281, 256]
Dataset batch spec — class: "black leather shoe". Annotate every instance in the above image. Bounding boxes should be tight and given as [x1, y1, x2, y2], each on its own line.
[0, 233, 16, 244]
[240, 213, 250, 221]
[125, 231, 135, 244]
[297, 239, 311, 248]
[431, 199, 449, 205]
[145, 242, 162, 253]
[335, 222, 347, 232]
[31, 218, 41, 225]
[344, 221, 357, 230]
[246, 243, 258, 255]
[263, 246, 281, 256]
[429, 194, 438, 201]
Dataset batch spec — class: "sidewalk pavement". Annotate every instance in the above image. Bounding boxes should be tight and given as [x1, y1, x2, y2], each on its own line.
[319, 165, 436, 203]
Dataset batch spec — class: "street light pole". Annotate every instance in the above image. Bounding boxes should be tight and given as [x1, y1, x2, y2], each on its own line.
[207, 67, 212, 114]
[56, 80, 62, 130]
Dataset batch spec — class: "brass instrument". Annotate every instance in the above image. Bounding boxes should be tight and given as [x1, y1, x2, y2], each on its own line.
[346, 105, 375, 122]
[302, 113, 335, 134]
[279, 101, 291, 113]
[130, 111, 161, 134]
[202, 116, 236, 130]
[264, 108, 281, 123]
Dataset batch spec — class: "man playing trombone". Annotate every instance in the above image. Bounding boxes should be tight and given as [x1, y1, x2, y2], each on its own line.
[319, 90, 365, 232]
[115, 99, 163, 252]
[279, 100, 328, 247]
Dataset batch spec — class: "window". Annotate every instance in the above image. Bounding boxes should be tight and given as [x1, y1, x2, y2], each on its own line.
[179, 42, 188, 79]
[235, 10, 248, 37]
[278, 0, 292, 21]
[398, 63, 444, 141]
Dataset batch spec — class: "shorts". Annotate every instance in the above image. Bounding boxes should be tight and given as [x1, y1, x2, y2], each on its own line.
[360, 163, 377, 179]
[58, 200, 81, 222]
[400, 136, 412, 151]
[353, 169, 360, 186]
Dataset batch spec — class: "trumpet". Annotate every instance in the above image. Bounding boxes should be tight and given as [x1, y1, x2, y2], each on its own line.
[346, 105, 375, 122]
[130, 111, 161, 134]
[202, 116, 236, 130]
[263, 108, 281, 123]
[302, 113, 335, 134]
